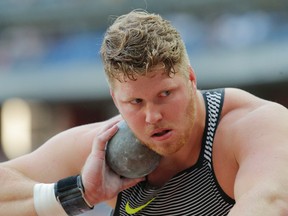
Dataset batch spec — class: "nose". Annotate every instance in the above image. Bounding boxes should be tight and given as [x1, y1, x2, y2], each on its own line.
[145, 103, 162, 124]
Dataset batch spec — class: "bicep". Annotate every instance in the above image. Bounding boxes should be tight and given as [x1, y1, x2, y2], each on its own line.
[233, 105, 288, 202]
[234, 141, 288, 200]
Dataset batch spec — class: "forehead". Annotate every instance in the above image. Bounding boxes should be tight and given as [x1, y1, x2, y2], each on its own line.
[112, 71, 186, 99]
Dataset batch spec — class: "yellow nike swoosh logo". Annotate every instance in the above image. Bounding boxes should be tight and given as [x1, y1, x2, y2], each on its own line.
[125, 198, 155, 215]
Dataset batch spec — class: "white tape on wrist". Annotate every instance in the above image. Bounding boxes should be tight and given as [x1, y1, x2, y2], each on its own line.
[33, 183, 67, 216]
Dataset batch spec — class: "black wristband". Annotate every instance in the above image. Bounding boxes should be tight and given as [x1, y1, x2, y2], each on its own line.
[55, 175, 94, 216]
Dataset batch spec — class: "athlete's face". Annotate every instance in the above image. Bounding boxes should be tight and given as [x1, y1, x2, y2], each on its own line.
[111, 67, 197, 156]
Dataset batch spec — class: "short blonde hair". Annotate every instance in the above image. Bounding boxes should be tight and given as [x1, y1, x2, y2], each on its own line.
[100, 10, 190, 84]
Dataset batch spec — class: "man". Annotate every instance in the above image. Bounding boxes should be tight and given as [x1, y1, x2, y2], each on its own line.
[1, 10, 288, 215]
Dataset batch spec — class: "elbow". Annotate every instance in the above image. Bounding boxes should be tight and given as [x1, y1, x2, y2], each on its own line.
[267, 195, 288, 216]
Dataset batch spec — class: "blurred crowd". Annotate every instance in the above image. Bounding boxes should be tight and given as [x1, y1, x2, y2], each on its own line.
[0, 10, 287, 71]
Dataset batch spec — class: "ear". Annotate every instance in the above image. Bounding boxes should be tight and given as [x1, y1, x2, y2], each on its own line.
[188, 66, 197, 87]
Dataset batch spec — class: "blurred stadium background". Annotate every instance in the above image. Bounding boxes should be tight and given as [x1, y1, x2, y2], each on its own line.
[0, 0, 287, 215]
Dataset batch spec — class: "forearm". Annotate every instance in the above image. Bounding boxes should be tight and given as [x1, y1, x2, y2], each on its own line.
[0, 166, 37, 216]
[0, 201, 36, 216]
[0, 166, 77, 216]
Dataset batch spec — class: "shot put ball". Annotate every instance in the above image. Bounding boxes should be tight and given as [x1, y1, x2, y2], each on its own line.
[106, 120, 161, 178]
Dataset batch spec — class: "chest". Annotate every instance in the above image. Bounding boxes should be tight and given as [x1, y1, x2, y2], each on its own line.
[116, 160, 235, 216]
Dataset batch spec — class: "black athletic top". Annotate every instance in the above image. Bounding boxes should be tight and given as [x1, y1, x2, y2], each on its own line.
[112, 88, 235, 215]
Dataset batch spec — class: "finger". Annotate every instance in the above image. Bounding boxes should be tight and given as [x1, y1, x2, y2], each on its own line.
[107, 114, 122, 123]
[92, 124, 119, 153]
[93, 115, 122, 135]
[103, 115, 122, 129]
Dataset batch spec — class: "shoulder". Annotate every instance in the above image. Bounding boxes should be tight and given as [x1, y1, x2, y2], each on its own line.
[222, 87, 287, 122]
[221, 87, 287, 123]
[222, 88, 266, 115]
[219, 87, 288, 158]
[208, 88, 287, 199]
[217, 89, 288, 204]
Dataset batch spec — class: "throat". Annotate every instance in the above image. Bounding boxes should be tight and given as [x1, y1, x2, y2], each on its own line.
[147, 133, 204, 187]
[146, 165, 179, 187]
[147, 150, 200, 187]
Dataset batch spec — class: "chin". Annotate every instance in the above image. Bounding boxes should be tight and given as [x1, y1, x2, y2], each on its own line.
[154, 143, 184, 156]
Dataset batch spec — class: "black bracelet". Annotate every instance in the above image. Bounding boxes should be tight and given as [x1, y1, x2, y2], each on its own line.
[54, 175, 94, 216]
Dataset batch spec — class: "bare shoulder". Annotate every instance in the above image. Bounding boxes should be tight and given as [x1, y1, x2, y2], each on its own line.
[219, 87, 288, 166]
[215, 88, 288, 197]
[221, 88, 287, 126]
[218, 89, 288, 203]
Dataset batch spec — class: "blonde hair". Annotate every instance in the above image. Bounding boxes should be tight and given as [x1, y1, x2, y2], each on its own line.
[100, 10, 190, 84]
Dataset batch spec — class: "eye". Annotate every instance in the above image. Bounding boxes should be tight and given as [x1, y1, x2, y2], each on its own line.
[160, 90, 171, 97]
[130, 98, 143, 105]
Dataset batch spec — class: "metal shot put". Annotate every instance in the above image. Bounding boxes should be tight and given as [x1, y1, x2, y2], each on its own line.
[106, 120, 161, 178]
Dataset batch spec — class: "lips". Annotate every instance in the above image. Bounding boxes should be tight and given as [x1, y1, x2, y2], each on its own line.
[151, 129, 171, 137]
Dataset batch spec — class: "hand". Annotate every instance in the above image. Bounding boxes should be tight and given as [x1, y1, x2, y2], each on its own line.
[81, 116, 144, 205]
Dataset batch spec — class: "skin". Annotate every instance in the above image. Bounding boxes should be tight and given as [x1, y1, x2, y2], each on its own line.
[1, 65, 288, 215]
[111, 67, 203, 187]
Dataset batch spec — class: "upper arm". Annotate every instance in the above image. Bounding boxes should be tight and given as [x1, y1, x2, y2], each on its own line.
[233, 103, 288, 204]
[2, 114, 122, 183]
[1, 123, 99, 182]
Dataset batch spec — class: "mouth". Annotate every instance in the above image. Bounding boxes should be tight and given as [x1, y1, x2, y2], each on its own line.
[152, 129, 171, 137]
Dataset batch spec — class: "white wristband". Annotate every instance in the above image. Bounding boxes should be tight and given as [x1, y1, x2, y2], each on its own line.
[33, 183, 67, 216]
